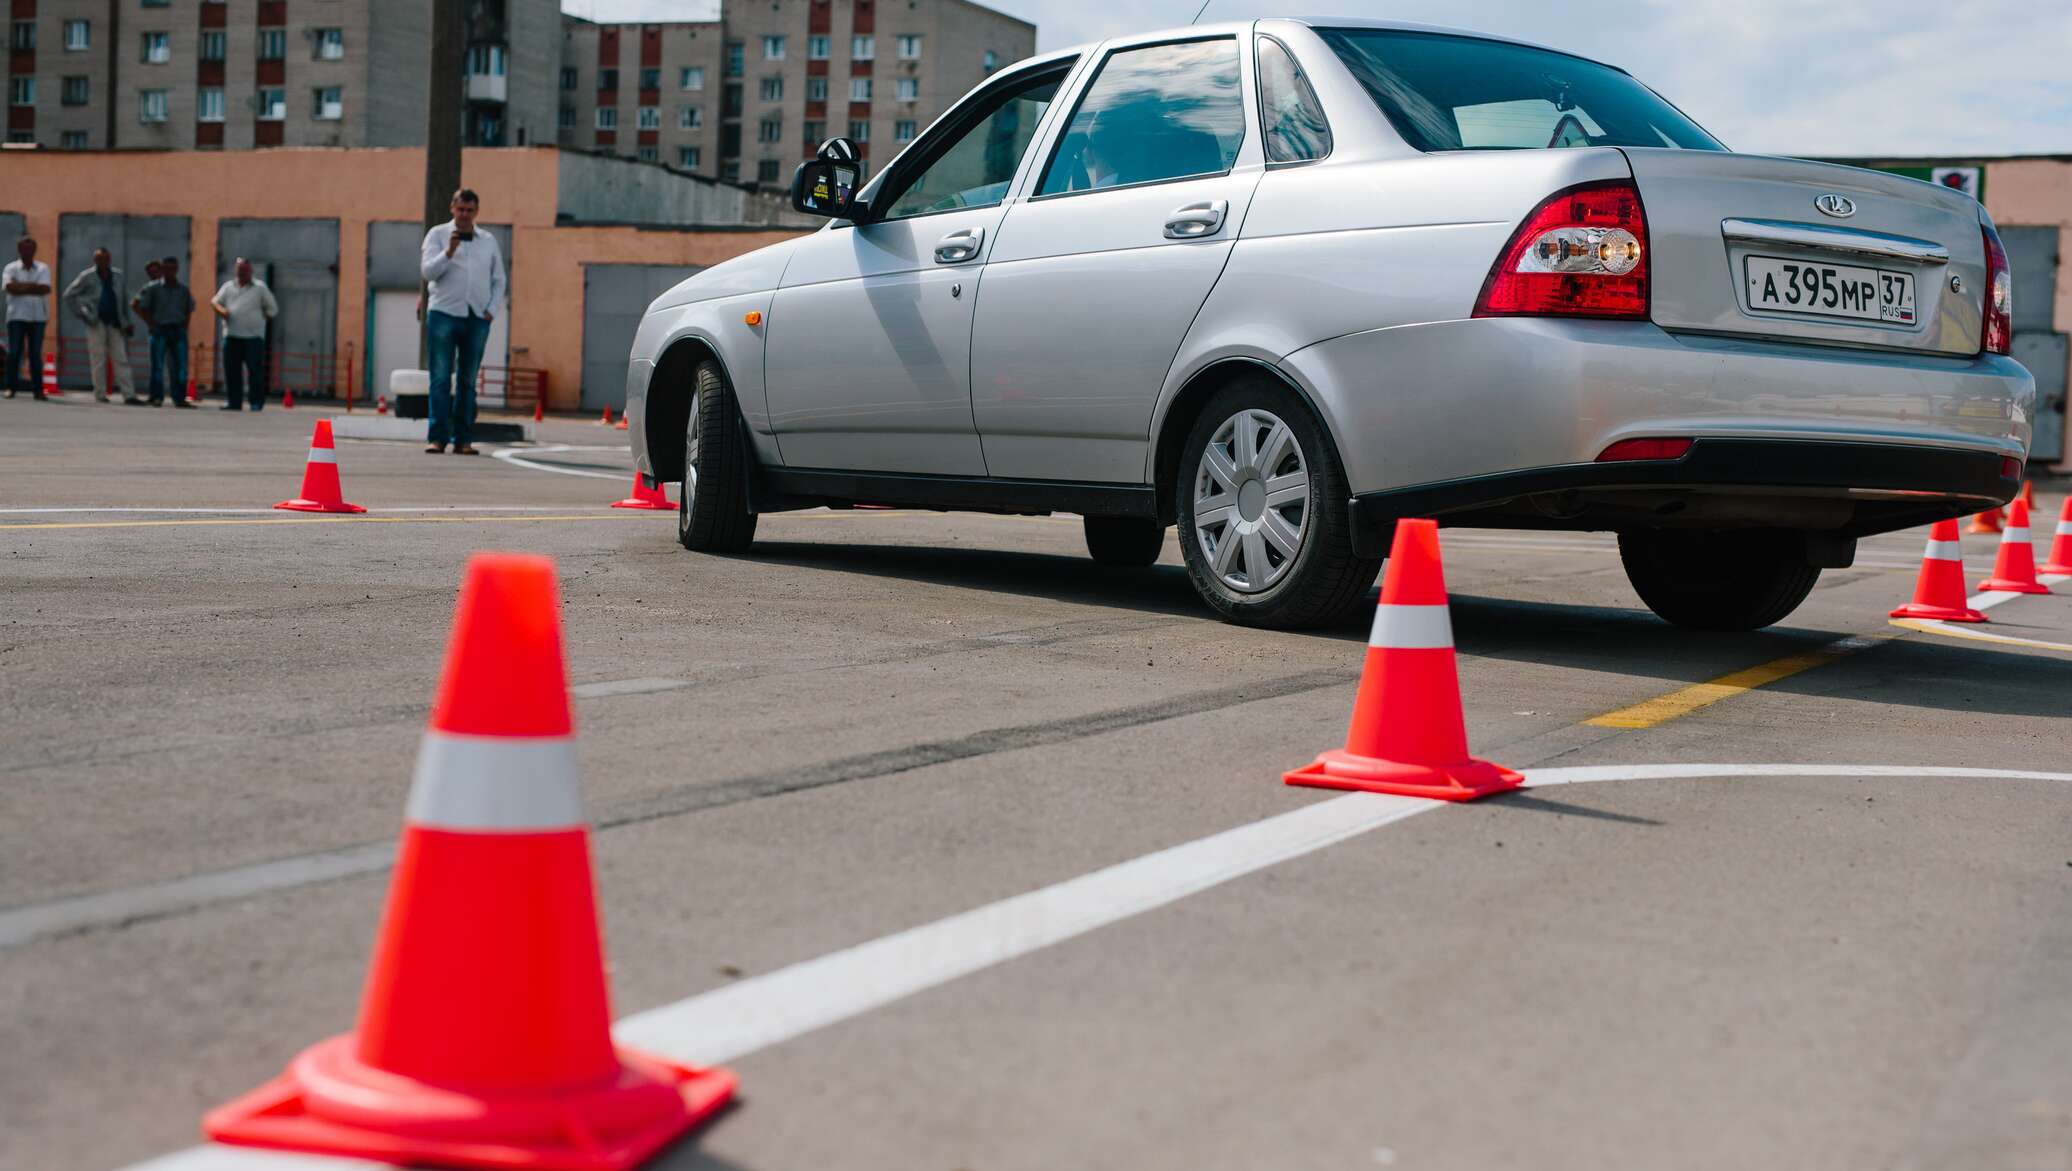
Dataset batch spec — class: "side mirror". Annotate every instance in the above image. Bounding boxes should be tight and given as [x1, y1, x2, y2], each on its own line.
[791, 138, 866, 220]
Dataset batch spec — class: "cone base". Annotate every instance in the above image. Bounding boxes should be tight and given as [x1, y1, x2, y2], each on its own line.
[610, 497, 673, 511]
[205, 1034, 734, 1171]
[1284, 749, 1523, 802]
[1977, 578, 2050, 595]
[275, 499, 367, 513]
[2042, 562, 2072, 576]
[1889, 602, 1987, 623]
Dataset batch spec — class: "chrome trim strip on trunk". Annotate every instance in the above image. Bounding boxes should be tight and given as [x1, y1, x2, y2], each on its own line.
[1720, 218, 1951, 264]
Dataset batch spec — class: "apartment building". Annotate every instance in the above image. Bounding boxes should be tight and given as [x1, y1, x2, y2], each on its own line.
[4, 0, 557, 151]
[558, 0, 1036, 185]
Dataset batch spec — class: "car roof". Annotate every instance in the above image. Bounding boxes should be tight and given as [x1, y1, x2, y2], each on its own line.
[1032, 17, 1632, 80]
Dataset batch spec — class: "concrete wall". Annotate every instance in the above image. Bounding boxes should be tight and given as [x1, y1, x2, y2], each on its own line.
[1985, 159, 2072, 471]
[555, 150, 812, 226]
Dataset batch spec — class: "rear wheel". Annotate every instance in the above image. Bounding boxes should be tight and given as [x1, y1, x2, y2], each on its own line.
[1084, 516, 1166, 566]
[677, 359, 757, 553]
[1619, 530, 1819, 630]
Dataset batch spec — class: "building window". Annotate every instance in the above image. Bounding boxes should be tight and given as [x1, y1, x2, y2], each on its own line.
[852, 35, 874, 61]
[141, 0, 169, 6]
[141, 32, 171, 63]
[808, 35, 830, 60]
[983, 49, 999, 73]
[762, 35, 785, 60]
[64, 20, 90, 51]
[678, 105, 701, 129]
[560, 66, 577, 90]
[639, 67, 659, 90]
[724, 40, 743, 77]
[10, 20, 34, 51]
[896, 77, 918, 102]
[678, 145, 700, 168]
[759, 76, 782, 101]
[62, 76, 91, 106]
[850, 78, 872, 102]
[258, 87, 285, 120]
[638, 145, 657, 162]
[595, 107, 617, 129]
[720, 160, 739, 182]
[757, 115, 781, 143]
[314, 28, 344, 60]
[758, 157, 781, 183]
[200, 30, 225, 61]
[806, 76, 827, 103]
[258, 28, 286, 61]
[722, 83, 741, 117]
[895, 119, 916, 141]
[846, 119, 869, 142]
[680, 66, 704, 91]
[199, 87, 225, 122]
[558, 105, 574, 129]
[313, 86, 342, 120]
[139, 89, 170, 123]
[470, 44, 506, 76]
[802, 119, 824, 145]
[598, 67, 618, 90]
[10, 78, 36, 107]
[62, 130, 90, 149]
[6, 131, 32, 144]
[898, 35, 922, 60]
[637, 105, 659, 129]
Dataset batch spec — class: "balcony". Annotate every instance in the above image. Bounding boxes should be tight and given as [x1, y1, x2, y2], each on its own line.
[466, 42, 507, 104]
[466, 72, 507, 103]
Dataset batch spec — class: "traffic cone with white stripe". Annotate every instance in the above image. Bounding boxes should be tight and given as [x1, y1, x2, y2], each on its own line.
[611, 473, 673, 511]
[274, 418, 366, 513]
[41, 361, 59, 397]
[2042, 498, 2072, 576]
[205, 553, 735, 1170]
[1284, 518, 1522, 802]
[1889, 518, 1986, 622]
[1978, 498, 2049, 594]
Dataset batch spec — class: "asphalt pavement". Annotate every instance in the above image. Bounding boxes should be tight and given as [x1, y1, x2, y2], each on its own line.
[3, 395, 2070, 1171]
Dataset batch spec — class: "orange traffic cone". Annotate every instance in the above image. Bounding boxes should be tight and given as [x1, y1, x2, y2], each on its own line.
[1979, 498, 2049, 594]
[611, 473, 673, 511]
[601, 406, 614, 426]
[534, 397, 545, 422]
[2042, 498, 2072, 576]
[616, 414, 629, 431]
[1890, 519, 1986, 622]
[1967, 507, 2002, 534]
[376, 394, 389, 415]
[274, 419, 366, 513]
[1284, 518, 1522, 802]
[185, 376, 198, 404]
[2018, 481, 2035, 508]
[282, 388, 295, 409]
[42, 361, 59, 398]
[205, 554, 735, 1170]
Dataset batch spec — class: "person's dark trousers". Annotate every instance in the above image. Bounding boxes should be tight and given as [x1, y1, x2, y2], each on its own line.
[426, 309, 491, 448]
[148, 326, 188, 403]
[6, 320, 43, 397]
[222, 336, 268, 410]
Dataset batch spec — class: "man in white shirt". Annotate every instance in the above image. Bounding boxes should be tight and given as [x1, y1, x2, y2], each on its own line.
[418, 188, 507, 455]
[210, 257, 279, 411]
[3, 235, 53, 400]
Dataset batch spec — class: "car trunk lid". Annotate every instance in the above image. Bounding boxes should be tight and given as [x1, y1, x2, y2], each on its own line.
[1623, 147, 1986, 356]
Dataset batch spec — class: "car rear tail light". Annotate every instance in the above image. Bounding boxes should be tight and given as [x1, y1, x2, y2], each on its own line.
[1981, 223, 2013, 355]
[1474, 180, 1649, 320]
[1596, 437, 1692, 462]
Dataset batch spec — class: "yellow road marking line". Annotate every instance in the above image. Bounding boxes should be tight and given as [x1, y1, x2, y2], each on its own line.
[1584, 634, 1884, 729]
[0, 513, 668, 532]
[1889, 618, 2072, 654]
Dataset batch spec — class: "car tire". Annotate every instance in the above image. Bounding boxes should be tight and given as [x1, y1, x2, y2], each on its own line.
[1618, 530, 1819, 630]
[1084, 515, 1166, 566]
[1174, 379, 1380, 629]
[677, 359, 758, 554]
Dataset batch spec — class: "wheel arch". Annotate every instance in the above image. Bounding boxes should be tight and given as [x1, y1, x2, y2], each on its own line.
[645, 333, 733, 483]
[1149, 356, 1350, 525]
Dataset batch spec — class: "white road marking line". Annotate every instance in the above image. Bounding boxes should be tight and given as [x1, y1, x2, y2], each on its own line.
[114, 762, 2072, 1171]
[570, 676, 690, 698]
[489, 444, 636, 481]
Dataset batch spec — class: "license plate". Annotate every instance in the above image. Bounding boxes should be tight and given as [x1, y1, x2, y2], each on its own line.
[1744, 255, 1916, 325]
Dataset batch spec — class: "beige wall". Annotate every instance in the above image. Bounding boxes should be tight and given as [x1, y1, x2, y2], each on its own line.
[1983, 158, 2072, 470]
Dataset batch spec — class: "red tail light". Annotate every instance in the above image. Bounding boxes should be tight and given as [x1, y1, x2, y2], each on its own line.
[1473, 180, 1649, 320]
[1596, 437, 1692, 462]
[1981, 223, 2012, 356]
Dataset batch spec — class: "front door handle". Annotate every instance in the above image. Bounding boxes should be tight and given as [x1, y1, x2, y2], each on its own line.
[934, 227, 984, 264]
[1164, 200, 1228, 239]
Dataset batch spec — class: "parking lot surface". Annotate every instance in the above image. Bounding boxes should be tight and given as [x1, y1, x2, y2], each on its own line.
[5, 397, 2070, 1171]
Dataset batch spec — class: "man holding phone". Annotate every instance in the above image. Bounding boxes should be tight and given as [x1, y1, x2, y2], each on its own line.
[418, 188, 506, 455]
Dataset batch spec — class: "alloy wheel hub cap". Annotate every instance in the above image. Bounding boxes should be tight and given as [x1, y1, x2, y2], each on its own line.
[1192, 408, 1310, 594]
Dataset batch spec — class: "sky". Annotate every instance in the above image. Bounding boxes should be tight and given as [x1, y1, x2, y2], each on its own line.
[561, 0, 2072, 157]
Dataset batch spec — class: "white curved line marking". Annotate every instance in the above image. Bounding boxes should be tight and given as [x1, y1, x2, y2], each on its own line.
[489, 443, 636, 481]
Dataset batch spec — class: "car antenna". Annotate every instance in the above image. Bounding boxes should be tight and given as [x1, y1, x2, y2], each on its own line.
[1190, 0, 1213, 23]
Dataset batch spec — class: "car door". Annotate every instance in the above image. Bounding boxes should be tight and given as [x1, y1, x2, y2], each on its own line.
[763, 61, 1074, 475]
[970, 34, 1263, 483]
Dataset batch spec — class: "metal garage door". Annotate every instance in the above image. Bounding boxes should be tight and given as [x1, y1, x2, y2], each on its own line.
[216, 219, 339, 398]
[2000, 225, 2064, 463]
[56, 214, 190, 391]
[580, 264, 701, 411]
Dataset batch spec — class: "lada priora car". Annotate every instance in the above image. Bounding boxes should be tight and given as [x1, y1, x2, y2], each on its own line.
[626, 19, 2033, 629]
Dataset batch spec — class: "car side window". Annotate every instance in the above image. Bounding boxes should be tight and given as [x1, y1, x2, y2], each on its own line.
[1035, 38, 1245, 197]
[877, 68, 1064, 221]
[1257, 35, 1330, 163]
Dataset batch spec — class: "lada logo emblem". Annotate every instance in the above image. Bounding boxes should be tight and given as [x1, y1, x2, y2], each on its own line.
[1815, 193, 1857, 218]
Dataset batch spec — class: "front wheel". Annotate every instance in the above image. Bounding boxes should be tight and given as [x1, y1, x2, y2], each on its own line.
[1619, 530, 1819, 630]
[677, 359, 757, 553]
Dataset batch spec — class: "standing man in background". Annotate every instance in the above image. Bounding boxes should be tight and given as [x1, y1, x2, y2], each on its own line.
[3, 235, 51, 400]
[133, 256, 196, 408]
[61, 247, 137, 404]
[419, 188, 505, 455]
[210, 258, 277, 411]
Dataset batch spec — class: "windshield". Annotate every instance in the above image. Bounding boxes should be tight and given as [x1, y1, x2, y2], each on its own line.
[1317, 28, 1725, 153]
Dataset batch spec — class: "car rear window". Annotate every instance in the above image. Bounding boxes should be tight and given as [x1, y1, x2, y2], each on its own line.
[1317, 28, 1725, 154]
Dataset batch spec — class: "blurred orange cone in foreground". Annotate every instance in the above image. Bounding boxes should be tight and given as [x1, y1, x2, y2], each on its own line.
[1284, 518, 1522, 802]
[1978, 498, 2049, 594]
[274, 419, 365, 513]
[1890, 519, 1986, 622]
[204, 553, 735, 1170]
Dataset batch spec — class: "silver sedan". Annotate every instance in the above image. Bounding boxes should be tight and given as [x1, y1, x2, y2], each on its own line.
[627, 18, 2033, 630]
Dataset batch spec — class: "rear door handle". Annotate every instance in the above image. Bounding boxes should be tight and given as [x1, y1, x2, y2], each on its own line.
[934, 227, 984, 264]
[1164, 200, 1228, 239]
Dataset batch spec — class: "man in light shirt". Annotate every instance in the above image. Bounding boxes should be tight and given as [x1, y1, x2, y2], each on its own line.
[419, 188, 506, 455]
[3, 236, 52, 400]
[210, 258, 278, 411]
[60, 247, 138, 403]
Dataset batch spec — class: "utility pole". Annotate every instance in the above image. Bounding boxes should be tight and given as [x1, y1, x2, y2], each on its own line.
[420, 0, 465, 367]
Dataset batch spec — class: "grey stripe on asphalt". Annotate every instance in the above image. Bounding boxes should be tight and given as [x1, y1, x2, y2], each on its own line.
[570, 677, 690, 698]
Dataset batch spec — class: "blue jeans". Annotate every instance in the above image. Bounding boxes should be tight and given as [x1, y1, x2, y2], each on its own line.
[426, 310, 491, 448]
[148, 326, 188, 402]
[5, 320, 43, 396]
